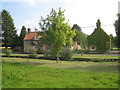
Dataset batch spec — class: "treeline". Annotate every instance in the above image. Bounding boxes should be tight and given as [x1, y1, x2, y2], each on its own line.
[1, 10, 26, 52]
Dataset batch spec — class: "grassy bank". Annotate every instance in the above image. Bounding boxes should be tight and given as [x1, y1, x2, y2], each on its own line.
[2, 57, 119, 88]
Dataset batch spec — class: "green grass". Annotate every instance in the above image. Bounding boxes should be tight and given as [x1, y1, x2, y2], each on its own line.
[1, 53, 44, 57]
[2, 57, 119, 88]
[111, 48, 119, 50]
[73, 54, 119, 59]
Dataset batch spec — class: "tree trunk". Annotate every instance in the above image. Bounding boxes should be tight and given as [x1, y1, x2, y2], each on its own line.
[5, 46, 8, 49]
[27, 54, 29, 62]
[56, 52, 61, 63]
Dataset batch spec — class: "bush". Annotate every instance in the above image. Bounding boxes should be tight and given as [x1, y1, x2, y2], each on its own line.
[43, 49, 51, 58]
[4, 49, 12, 56]
[60, 47, 73, 61]
[28, 51, 37, 58]
[11, 62, 21, 66]
[37, 49, 44, 54]
[74, 49, 89, 54]
[43, 49, 57, 59]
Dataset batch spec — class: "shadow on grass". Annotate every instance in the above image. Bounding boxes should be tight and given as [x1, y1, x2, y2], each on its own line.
[67, 64, 118, 73]
[22, 62, 46, 66]
[4, 61, 46, 66]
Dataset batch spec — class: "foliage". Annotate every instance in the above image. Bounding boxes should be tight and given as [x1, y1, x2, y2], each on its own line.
[111, 47, 119, 51]
[72, 24, 81, 31]
[41, 49, 56, 59]
[43, 49, 51, 58]
[48, 49, 58, 59]
[19, 26, 26, 47]
[1, 10, 17, 48]
[113, 36, 118, 48]
[114, 14, 120, 48]
[37, 49, 44, 54]
[75, 30, 88, 49]
[60, 47, 73, 61]
[3, 49, 12, 56]
[72, 24, 88, 49]
[29, 51, 37, 58]
[74, 49, 89, 54]
[26, 47, 37, 58]
[20, 26, 27, 38]
[87, 20, 110, 52]
[114, 14, 120, 37]
[39, 8, 76, 61]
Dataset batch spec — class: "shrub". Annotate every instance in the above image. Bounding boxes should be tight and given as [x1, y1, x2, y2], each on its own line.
[28, 51, 37, 58]
[73, 30, 88, 49]
[60, 47, 73, 61]
[43, 49, 57, 59]
[74, 49, 89, 54]
[43, 49, 51, 58]
[4, 49, 12, 57]
[37, 49, 44, 54]
[11, 62, 21, 66]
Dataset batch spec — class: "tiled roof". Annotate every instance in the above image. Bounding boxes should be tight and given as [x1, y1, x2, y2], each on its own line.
[24, 32, 38, 40]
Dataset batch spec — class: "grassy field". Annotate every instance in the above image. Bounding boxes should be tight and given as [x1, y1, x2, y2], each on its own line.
[1, 53, 44, 57]
[2, 57, 119, 88]
[73, 54, 119, 59]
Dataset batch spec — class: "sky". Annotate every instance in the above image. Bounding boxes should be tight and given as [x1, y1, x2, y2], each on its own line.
[1, 0, 120, 36]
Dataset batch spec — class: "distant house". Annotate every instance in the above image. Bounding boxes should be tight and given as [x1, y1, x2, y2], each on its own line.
[71, 41, 81, 50]
[23, 28, 41, 53]
[87, 19, 110, 53]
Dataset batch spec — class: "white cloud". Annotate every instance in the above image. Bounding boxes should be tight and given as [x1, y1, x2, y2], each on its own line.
[1, 0, 36, 6]
[25, 0, 36, 6]
[23, 20, 39, 30]
[62, 0, 119, 36]
[24, 20, 34, 26]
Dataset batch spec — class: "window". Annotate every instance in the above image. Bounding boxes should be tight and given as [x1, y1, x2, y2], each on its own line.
[90, 45, 96, 51]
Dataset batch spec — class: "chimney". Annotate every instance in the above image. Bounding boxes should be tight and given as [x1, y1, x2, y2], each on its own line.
[28, 28, 31, 34]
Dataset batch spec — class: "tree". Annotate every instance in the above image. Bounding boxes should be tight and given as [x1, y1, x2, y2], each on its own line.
[72, 24, 88, 49]
[72, 24, 81, 31]
[114, 14, 120, 48]
[19, 26, 26, 47]
[1, 10, 17, 48]
[113, 36, 118, 48]
[39, 8, 76, 62]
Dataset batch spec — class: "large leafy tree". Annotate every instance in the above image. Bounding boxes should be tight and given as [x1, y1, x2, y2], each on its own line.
[39, 8, 76, 62]
[114, 14, 120, 48]
[1, 10, 17, 48]
[72, 24, 88, 49]
[19, 26, 26, 47]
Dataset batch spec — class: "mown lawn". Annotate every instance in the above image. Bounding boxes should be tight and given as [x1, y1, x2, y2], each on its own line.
[1, 53, 43, 57]
[73, 54, 119, 59]
[2, 57, 119, 88]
